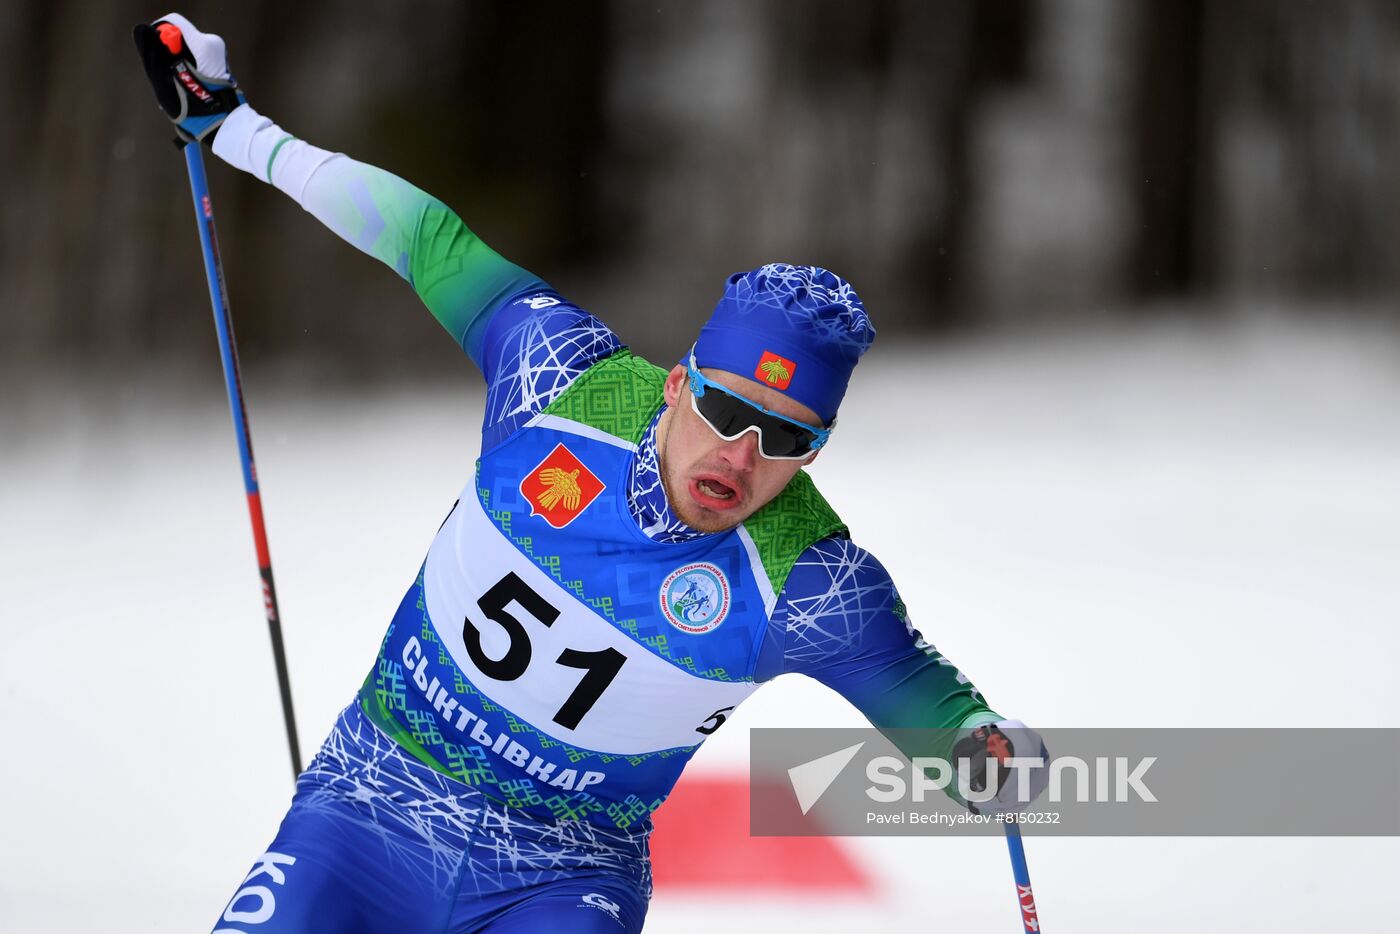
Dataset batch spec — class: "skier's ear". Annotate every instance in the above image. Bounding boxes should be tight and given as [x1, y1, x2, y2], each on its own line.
[663, 365, 687, 407]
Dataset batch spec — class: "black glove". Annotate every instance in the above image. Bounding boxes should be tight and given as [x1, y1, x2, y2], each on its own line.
[133, 13, 244, 144]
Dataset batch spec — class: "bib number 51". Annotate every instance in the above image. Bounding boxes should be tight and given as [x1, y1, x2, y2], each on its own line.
[462, 572, 625, 730]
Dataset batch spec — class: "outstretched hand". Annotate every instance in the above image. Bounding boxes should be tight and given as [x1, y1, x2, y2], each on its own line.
[133, 12, 245, 144]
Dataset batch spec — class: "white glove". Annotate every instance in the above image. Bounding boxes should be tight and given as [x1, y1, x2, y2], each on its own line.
[952, 718, 1050, 815]
[133, 12, 244, 143]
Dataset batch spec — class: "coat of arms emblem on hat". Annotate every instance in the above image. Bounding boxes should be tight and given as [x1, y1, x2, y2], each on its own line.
[755, 350, 796, 390]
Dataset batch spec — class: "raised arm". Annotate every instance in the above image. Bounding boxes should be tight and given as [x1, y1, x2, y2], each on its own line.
[136, 14, 624, 445]
[211, 105, 545, 368]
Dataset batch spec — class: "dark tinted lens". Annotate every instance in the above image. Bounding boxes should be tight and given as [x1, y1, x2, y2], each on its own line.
[694, 388, 753, 437]
[695, 387, 819, 457]
[759, 417, 817, 458]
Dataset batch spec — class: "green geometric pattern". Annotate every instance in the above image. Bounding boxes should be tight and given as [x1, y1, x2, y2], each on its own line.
[744, 471, 847, 596]
[540, 349, 848, 597]
[542, 350, 667, 445]
[481, 484, 742, 682]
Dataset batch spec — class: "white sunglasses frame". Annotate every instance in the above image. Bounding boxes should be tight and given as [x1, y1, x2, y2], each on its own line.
[684, 364, 833, 461]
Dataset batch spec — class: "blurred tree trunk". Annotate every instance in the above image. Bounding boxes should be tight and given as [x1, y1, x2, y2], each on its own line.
[3, 0, 1398, 380]
[1130, 0, 1209, 298]
[1202, 0, 1400, 301]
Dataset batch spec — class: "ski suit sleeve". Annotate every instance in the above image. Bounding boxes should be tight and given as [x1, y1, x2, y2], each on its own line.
[754, 536, 1001, 763]
[209, 103, 545, 368]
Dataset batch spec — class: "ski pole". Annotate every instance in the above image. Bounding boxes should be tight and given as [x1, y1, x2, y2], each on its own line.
[1004, 823, 1041, 931]
[182, 140, 302, 781]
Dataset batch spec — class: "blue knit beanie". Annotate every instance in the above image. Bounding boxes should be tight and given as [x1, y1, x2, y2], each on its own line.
[692, 263, 875, 424]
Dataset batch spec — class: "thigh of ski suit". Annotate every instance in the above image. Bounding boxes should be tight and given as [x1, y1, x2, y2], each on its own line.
[211, 702, 651, 933]
[472, 883, 647, 933]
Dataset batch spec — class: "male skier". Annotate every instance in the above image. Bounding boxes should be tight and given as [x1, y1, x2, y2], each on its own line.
[136, 14, 1049, 933]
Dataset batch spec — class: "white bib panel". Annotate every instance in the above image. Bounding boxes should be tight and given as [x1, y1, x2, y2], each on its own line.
[424, 490, 758, 756]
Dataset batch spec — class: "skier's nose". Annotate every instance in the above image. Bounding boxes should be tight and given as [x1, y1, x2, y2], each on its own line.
[720, 430, 759, 471]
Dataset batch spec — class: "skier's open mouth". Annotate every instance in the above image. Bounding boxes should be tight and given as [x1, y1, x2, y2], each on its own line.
[690, 476, 741, 510]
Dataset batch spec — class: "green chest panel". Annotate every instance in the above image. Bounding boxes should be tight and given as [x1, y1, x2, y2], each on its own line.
[544, 350, 848, 596]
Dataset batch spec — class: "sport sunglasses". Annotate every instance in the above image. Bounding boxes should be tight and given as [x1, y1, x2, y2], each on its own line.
[685, 349, 833, 460]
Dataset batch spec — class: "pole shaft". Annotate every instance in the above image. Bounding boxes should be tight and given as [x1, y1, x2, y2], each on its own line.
[1004, 824, 1041, 932]
[183, 142, 302, 780]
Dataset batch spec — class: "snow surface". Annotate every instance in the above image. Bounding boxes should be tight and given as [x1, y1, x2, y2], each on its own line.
[3, 315, 1397, 931]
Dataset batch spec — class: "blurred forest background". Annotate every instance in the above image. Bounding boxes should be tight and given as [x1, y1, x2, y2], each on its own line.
[5, 6, 1400, 931]
[1, 0, 1398, 386]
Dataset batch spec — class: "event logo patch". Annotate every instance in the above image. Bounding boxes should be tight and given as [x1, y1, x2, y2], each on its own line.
[755, 350, 796, 390]
[520, 443, 605, 529]
[660, 562, 731, 634]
